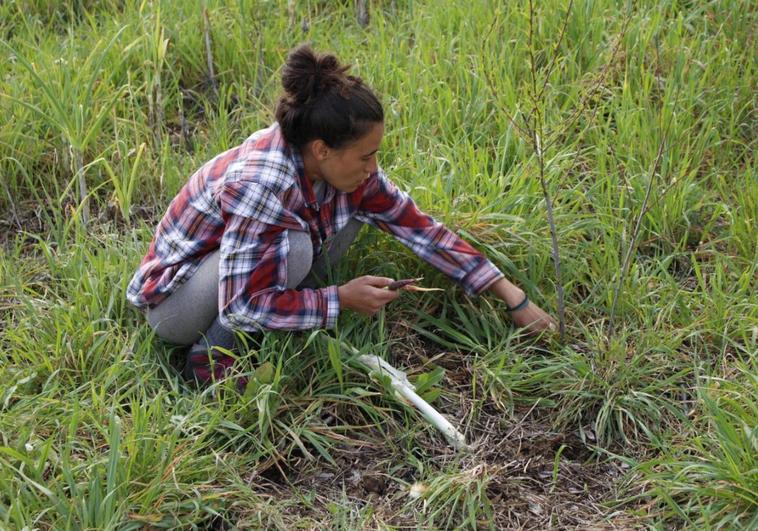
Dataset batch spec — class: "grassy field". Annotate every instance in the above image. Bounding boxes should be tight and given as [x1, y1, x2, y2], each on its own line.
[1, 0, 756, 528]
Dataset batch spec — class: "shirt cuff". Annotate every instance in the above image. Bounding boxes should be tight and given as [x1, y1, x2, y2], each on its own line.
[322, 285, 341, 328]
[461, 259, 504, 296]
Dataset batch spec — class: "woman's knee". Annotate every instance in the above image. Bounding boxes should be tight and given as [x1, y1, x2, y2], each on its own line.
[146, 308, 198, 346]
[145, 251, 221, 345]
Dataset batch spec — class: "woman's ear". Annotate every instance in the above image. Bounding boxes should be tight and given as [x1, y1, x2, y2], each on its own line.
[311, 139, 330, 161]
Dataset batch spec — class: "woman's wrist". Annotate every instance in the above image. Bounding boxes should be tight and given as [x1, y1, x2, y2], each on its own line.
[337, 284, 353, 311]
[489, 278, 526, 309]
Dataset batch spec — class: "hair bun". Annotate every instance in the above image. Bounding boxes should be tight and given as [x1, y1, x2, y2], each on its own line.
[281, 44, 349, 104]
[275, 44, 383, 150]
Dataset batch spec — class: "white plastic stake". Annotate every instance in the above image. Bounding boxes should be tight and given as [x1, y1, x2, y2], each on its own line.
[357, 354, 470, 451]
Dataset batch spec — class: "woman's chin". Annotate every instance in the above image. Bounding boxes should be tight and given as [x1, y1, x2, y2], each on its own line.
[332, 179, 365, 193]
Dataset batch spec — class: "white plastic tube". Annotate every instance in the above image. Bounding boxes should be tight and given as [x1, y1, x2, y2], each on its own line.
[357, 354, 469, 451]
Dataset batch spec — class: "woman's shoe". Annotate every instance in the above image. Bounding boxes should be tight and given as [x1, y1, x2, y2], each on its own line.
[183, 343, 247, 391]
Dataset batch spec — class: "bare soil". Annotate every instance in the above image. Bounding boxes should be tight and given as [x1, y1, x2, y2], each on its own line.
[238, 324, 641, 530]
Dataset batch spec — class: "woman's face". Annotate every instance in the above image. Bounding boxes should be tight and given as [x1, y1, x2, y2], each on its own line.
[317, 122, 384, 193]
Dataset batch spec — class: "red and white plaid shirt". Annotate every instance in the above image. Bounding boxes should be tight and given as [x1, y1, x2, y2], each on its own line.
[127, 123, 503, 331]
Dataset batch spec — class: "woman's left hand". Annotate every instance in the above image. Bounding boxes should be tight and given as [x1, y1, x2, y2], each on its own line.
[508, 299, 558, 335]
[488, 278, 559, 336]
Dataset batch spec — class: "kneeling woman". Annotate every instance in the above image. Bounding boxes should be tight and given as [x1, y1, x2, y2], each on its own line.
[127, 44, 557, 387]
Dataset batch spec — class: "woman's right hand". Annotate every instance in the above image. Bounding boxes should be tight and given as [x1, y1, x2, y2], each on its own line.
[338, 276, 401, 315]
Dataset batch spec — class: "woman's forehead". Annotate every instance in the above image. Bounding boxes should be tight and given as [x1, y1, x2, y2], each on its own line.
[353, 122, 384, 152]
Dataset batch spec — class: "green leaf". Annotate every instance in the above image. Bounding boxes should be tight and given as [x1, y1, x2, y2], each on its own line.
[420, 388, 442, 404]
[327, 338, 344, 389]
[255, 361, 275, 384]
[242, 379, 260, 401]
[413, 367, 445, 394]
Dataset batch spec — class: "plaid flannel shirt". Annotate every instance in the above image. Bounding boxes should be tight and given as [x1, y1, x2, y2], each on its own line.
[126, 123, 504, 332]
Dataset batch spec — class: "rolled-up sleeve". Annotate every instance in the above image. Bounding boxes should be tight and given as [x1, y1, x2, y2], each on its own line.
[218, 180, 340, 331]
[355, 170, 504, 295]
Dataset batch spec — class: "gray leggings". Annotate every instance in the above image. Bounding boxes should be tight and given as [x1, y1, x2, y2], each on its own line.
[146, 219, 363, 345]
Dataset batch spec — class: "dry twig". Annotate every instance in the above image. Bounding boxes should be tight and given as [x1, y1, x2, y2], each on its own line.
[356, 0, 370, 27]
[202, 7, 219, 99]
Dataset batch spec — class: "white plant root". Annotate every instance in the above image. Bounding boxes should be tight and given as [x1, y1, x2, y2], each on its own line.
[357, 354, 470, 451]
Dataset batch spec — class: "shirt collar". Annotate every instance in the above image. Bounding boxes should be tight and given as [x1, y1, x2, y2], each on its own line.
[288, 143, 338, 210]
[285, 139, 320, 210]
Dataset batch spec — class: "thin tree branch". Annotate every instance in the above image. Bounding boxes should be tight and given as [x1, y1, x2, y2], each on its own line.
[288, 0, 296, 28]
[203, 7, 219, 100]
[0, 178, 23, 233]
[538, 0, 574, 101]
[528, 0, 539, 108]
[533, 120, 567, 339]
[544, 13, 631, 153]
[356, 0, 369, 27]
[607, 87, 679, 339]
[72, 145, 89, 225]
[482, 73, 532, 139]
[483, 2, 634, 341]
[479, 9, 530, 139]
[529, 0, 566, 339]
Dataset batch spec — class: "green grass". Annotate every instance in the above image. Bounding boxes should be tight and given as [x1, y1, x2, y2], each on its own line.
[1, 0, 756, 528]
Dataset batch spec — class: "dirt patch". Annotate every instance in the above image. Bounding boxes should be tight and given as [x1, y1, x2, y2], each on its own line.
[235, 324, 639, 529]
[243, 404, 634, 529]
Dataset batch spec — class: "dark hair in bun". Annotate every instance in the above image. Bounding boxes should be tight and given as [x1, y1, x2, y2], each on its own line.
[275, 44, 384, 150]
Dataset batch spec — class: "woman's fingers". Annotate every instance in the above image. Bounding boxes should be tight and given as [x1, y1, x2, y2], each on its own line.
[362, 276, 396, 288]
[510, 302, 558, 334]
[338, 276, 401, 315]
